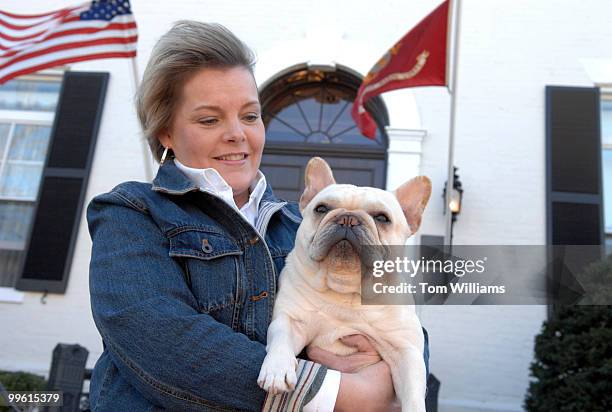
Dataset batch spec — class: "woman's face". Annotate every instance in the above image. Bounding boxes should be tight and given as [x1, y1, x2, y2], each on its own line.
[160, 66, 265, 204]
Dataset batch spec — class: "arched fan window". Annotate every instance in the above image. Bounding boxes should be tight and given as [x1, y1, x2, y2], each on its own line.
[260, 64, 389, 150]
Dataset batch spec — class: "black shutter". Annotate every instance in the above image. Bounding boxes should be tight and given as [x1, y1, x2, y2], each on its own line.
[16, 72, 109, 293]
[546, 86, 604, 310]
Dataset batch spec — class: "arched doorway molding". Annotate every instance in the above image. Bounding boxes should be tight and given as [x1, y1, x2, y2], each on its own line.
[255, 32, 423, 131]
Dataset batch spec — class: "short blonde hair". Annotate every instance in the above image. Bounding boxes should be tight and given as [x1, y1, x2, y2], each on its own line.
[136, 21, 256, 162]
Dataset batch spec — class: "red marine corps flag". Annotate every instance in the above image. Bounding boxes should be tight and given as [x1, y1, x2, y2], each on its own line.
[352, 0, 451, 138]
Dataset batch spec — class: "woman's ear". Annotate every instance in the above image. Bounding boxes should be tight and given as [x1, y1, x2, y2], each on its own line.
[158, 129, 172, 149]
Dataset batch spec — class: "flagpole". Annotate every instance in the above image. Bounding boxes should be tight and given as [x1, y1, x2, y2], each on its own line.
[445, 0, 462, 250]
[130, 57, 153, 181]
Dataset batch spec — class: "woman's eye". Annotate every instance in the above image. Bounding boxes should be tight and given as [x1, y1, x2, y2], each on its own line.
[243, 113, 260, 122]
[315, 204, 329, 214]
[199, 118, 218, 126]
[374, 213, 390, 223]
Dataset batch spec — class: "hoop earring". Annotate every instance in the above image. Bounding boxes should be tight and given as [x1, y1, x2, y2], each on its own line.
[160, 147, 169, 165]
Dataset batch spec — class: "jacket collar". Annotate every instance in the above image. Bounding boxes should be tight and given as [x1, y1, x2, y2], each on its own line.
[151, 159, 199, 195]
[151, 159, 283, 205]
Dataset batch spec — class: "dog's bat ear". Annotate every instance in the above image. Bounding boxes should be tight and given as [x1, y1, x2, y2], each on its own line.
[394, 176, 432, 234]
[299, 157, 336, 212]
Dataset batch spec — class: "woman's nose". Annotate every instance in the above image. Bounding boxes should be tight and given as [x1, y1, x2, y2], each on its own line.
[222, 119, 247, 143]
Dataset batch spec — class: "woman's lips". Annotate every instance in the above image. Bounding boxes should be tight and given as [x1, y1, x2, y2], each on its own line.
[214, 153, 248, 165]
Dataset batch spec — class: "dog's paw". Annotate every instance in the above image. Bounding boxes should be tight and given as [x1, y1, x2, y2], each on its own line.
[257, 350, 298, 395]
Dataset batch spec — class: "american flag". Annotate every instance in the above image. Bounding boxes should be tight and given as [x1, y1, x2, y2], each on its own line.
[0, 0, 137, 84]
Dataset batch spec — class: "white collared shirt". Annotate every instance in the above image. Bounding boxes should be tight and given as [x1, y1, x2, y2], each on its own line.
[174, 158, 341, 412]
[174, 158, 267, 227]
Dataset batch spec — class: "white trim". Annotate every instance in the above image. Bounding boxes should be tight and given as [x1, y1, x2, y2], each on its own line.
[384, 128, 427, 184]
[0, 122, 16, 183]
[598, 85, 612, 96]
[385, 127, 427, 247]
[0, 110, 55, 123]
[0, 69, 65, 84]
[18, 68, 66, 80]
[0, 240, 25, 250]
[4, 159, 45, 166]
[385, 127, 427, 154]
[0, 286, 24, 304]
[602, 100, 611, 146]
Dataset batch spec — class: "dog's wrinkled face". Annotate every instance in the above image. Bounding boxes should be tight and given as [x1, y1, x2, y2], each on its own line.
[305, 185, 406, 262]
[294, 157, 432, 294]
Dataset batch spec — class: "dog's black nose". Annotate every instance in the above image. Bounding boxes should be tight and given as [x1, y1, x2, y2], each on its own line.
[336, 213, 361, 227]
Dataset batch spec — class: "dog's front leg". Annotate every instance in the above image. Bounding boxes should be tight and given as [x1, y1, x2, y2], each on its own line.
[390, 347, 427, 412]
[258, 312, 308, 394]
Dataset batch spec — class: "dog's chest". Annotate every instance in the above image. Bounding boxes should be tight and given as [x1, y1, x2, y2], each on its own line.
[308, 305, 394, 355]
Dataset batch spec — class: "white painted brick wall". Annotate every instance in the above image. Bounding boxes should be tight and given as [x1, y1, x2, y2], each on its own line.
[1, 1, 610, 410]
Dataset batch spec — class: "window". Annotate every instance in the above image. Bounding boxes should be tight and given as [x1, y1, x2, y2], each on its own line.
[602, 98, 612, 255]
[0, 77, 61, 287]
[261, 65, 388, 148]
[264, 83, 386, 146]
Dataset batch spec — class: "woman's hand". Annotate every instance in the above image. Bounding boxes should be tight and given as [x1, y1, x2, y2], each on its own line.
[336, 361, 400, 412]
[306, 335, 399, 412]
[306, 335, 381, 373]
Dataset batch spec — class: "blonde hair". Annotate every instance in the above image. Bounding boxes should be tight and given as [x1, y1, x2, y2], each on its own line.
[136, 21, 256, 162]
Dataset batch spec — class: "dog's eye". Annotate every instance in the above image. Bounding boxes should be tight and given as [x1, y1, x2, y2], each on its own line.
[315, 204, 329, 214]
[374, 213, 390, 223]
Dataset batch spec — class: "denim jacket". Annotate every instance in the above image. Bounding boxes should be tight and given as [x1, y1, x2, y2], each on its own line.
[88, 160, 429, 411]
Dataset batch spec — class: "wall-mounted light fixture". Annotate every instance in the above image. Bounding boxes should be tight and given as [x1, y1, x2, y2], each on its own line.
[443, 166, 463, 246]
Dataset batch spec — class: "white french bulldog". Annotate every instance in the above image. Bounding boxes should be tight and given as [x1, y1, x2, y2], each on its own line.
[258, 157, 431, 412]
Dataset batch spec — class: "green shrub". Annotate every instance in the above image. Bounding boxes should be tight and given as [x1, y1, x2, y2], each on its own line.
[0, 370, 46, 410]
[525, 256, 612, 411]
[0, 370, 46, 392]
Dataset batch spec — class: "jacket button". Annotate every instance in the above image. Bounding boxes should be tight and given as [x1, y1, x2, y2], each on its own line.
[250, 291, 269, 301]
[202, 238, 213, 253]
[249, 237, 259, 245]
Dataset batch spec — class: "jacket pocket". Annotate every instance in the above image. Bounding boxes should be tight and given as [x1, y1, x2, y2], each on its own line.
[168, 228, 242, 320]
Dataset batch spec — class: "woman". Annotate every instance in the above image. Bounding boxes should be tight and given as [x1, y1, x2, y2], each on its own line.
[88, 21, 426, 411]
